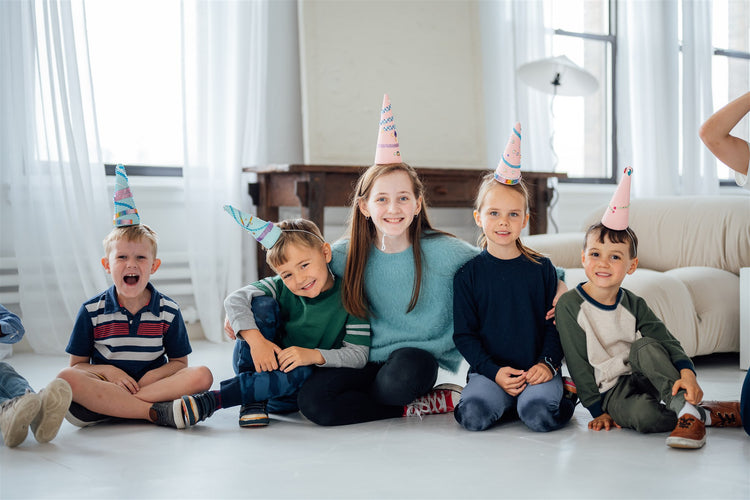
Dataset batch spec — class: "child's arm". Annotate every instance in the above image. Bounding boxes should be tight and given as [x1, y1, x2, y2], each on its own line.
[0, 304, 24, 344]
[545, 280, 568, 321]
[69, 354, 140, 394]
[700, 91, 750, 176]
[495, 366, 528, 396]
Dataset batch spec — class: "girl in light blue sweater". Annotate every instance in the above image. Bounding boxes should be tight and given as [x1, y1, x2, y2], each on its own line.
[297, 162, 478, 425]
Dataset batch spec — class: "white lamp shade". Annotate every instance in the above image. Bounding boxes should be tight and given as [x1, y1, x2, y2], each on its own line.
[517, 55, 598, 96]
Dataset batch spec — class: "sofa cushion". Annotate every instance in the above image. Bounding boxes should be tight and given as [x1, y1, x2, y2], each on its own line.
[563, 268, 699, 357]
[666, 267, 739, 355]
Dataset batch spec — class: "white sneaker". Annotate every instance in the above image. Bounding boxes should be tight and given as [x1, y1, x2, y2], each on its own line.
[404, 383, 463, 418]
[31, 379, 73, 443]
[0, 392, 42, 448]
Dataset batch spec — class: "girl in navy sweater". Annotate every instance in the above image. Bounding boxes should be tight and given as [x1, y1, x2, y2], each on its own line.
[452, 124, 574, 432]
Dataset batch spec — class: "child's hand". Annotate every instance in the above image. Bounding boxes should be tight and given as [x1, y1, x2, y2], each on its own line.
[278, 347, 325, 372]
[224, 317, 236, 340]
[98, 365, 139, 394]
[495, 366, 527, 396]
[589, 413, 620, 431]
[672, 369, 703, 405]
[241, 330, 282, 372]
[525, 363, 553, 385]
[545, 280, 568, 321]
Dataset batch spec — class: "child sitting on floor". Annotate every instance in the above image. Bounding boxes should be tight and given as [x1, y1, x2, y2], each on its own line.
[175, 208, 370, 427]
[556, 167, 742, 449]
[57, 165, 212, 429]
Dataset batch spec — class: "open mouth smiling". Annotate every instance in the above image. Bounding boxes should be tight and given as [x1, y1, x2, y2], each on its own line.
[123, 274, 139, 285]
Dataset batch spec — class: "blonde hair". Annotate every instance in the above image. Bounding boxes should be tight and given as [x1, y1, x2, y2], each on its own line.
[266, 219, 326, 271]
[341, 163, 454, 318]
[474, 173, 542, 264]
[103, 225, 158, 259]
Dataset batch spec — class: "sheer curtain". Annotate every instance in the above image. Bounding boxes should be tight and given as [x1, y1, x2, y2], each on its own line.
[1, 0, 109, 354]
[180, 0, 269, 342]
[617, 0, 717, 196]
[480, 0, 552, 172]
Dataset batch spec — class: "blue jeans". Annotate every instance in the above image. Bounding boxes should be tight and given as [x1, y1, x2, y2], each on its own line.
[455, 372, 574, 432]
[0, 362, 33, 403]
[225, 296, 308, 413]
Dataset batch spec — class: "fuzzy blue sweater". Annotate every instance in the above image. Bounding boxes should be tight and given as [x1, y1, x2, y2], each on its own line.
[331, 234, 479, 372]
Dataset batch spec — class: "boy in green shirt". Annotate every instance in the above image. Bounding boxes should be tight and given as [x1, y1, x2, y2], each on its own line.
[177, 209, 370, 427]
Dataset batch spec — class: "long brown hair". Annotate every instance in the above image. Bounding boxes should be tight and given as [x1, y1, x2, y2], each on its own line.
[341, 163, 452, 318]
[474, 173, 543, 263]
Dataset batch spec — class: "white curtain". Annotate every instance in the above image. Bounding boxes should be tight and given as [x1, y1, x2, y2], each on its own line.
[1, 0, 109, 354]
[180, 0, 269, 342]
[681, 0, 718, 195]
[617, 0, 718, 196]
[479, 0, 552, 173]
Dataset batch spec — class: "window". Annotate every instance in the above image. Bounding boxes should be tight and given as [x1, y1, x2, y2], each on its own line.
[543, 0, 616, 182]
[85, 0, 183, 167]
[711, 0, 750, 182]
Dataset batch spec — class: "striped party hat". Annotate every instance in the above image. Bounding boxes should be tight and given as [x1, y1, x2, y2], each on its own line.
[374, 94, 402, 165]
[494, 123, 522, 185]
[223, 205, 281, 250]
[113, 164, 141, 226]
[601, 167, 633, 231]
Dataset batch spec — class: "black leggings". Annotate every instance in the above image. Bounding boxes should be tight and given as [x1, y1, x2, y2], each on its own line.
[297, 347, 438, 426]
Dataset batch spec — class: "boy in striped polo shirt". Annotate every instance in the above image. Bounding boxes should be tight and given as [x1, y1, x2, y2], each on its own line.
[58, 166, 212, 429]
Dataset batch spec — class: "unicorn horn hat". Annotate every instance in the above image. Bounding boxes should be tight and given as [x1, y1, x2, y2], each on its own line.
[601, 167, 633, 231]
[494, 123, 522, 185]
[374, 94, 402, 165]
[113, 164, 141, 226]
[223, 205, 282, 250]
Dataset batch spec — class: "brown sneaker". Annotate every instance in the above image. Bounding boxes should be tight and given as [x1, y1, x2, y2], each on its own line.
[701, 401, 742, 428]
[666, 415, 706, 449]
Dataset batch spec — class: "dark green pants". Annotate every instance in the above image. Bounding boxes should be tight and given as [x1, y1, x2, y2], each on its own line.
[602, 337, 687, 433]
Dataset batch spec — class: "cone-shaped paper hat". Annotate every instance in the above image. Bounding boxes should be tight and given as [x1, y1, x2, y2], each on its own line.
[601, 167, 633, 230]
[374, 94, 401, 165]
[113, 164, 141, 226]
[494, 123, 522, 185]
[223, 205, 281, 250]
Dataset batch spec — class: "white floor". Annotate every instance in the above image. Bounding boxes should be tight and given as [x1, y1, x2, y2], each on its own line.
[1, 340, 749, 500]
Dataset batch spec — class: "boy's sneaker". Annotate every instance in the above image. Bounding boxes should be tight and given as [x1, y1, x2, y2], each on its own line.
[0, 392, 42, 448]
[666, 415, 706, 449]
[65, 401, 112, 428]
[31, 378, 73, 443]
[181, 392, 216, 427]
[149, 400, 186, 429]
[701, 401, 742, 428]
[563, 376, 578, 405]
[404, 383, 462, 418]
[239, 401, 269, 427]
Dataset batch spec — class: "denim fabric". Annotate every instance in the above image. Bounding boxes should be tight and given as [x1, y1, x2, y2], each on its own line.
[0, 362, 32, 403]
[740, 365, 749, 436]
[225, 296, 305, 411]
[455, 372, 573, 432]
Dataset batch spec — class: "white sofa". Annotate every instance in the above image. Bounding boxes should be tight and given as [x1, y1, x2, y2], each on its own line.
[526, 196, 750, 364]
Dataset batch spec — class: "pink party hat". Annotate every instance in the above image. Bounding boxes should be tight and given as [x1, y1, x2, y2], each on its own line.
[223, 205, 281, 250]
[494, 123, 522, 185]
[113, 164, 141, 226]
[601, 167, 633, 230]
[374, 94, 401, 165]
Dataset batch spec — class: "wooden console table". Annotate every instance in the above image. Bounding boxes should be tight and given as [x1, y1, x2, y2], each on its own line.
[243, 164, 566, 275]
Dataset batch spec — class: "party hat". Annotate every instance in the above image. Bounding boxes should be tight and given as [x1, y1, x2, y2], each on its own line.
[374, 94, 401, 165]
[494, 123, 522, 185]
[601, 167, 633, 230]
[223, 205, 281, 250]
[113, 164, 141, 226]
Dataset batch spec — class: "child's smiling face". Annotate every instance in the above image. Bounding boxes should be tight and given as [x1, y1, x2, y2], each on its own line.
[102, 237, 161, 305]
[358, 170, 421, 249]
[273, 241, 333, 299]
[581, 231, 638, 294]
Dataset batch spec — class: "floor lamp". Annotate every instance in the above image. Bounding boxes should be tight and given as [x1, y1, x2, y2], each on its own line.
[517, 55, 598, 231]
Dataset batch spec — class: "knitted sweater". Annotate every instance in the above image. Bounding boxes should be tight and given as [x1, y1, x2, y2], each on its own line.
[331, 234, 479, 371]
